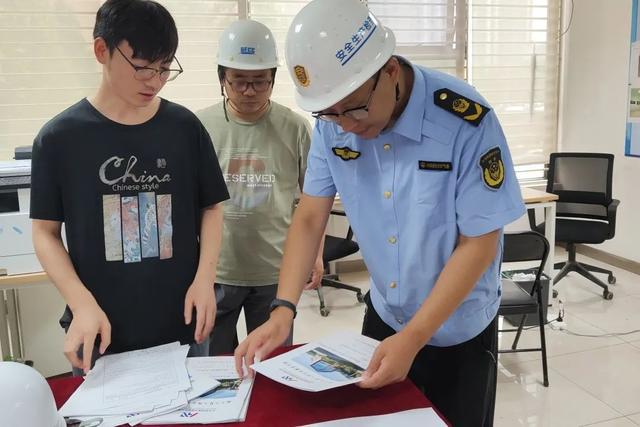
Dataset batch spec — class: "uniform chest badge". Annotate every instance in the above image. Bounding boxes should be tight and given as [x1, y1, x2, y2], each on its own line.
[479, 147, 505, 190]
[332, 146, 361, 161]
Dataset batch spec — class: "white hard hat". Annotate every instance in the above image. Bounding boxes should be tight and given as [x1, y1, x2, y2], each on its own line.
[285, 0, 396, 112]
[0, 362, 66, 427]
[217, 19, 279, 70]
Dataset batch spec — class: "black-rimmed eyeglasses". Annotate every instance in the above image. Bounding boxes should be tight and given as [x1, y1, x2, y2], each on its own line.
[115, 46, 183, 82]
[312, 71, 381, 122]
[225, 79, 273, 93]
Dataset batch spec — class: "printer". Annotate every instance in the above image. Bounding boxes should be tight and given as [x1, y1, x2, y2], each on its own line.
[0, 146, 42, 275]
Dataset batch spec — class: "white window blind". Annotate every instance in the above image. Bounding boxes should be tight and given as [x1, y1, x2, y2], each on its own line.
[0, 1, 101, 160]
[0, 0, 239, 160]
[0, 0, 561, 164]
[367, 0, 466, 79]
[247, 0, 309, 117]
[469, 0, 561, 165]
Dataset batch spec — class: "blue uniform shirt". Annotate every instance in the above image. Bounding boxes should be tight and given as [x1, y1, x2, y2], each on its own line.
[303, 63, 526, 346]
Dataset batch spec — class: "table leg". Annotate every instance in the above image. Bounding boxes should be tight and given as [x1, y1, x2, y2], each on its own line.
[0, 291, 11, 360]
[543, 203, 556, 280]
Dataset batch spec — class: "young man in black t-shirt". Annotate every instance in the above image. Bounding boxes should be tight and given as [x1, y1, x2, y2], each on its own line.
[30, 0, 229, 375]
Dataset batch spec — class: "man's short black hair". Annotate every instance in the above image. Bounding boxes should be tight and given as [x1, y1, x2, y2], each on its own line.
[217, 65, 277, 85]
[93, 0, 178, 63]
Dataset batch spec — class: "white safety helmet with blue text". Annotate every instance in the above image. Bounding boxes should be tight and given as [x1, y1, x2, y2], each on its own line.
[217, 19, 279, 70]
[0, 361, 66, 427]
[285, 0, 396, 112]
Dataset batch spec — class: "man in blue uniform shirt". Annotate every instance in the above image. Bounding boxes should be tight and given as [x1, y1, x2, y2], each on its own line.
[235, 1, 526, 425]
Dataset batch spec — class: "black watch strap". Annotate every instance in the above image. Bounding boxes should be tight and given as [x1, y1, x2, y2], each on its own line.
[269, 298, 297, 319]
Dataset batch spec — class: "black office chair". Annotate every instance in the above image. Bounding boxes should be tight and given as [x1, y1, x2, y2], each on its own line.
[316, 210, 364, 317]
[498, 231, 551, 387]
[529, 153, 620, 300]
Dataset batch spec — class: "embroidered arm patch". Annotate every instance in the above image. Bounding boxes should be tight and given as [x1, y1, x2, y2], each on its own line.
[479, 146, 505, 190]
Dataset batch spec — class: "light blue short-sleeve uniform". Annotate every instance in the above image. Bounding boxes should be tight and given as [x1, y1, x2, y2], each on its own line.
[303, 63, 526, 347]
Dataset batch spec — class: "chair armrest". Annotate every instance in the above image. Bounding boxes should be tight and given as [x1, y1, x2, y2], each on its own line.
[527, 208, 537, 230]
[606, 199, 620, 239]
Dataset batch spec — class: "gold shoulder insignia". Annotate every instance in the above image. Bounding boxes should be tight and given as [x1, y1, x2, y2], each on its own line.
[434, 88, 490, 127]
[479, 147, 505, 190]
[332, 146, 361, 161]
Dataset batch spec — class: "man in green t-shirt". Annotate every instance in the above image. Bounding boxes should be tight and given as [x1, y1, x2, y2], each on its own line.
[197, 19, 324, 355]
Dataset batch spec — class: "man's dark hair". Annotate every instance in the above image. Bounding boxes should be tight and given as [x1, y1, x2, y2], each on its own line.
[217, 65, 277, 86]
[93, 0, 178, 63]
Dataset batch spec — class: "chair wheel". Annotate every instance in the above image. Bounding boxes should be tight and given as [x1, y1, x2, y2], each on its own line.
[552, 289, 558, 299]
[356, 293, 364, 303]
[320, 307, 330, 317]
[608, 275, 616, 285]
[603, 290, 613, 300]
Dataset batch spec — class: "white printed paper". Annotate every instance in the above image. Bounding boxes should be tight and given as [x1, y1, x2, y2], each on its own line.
[300, 407, 447, 427]
[251, 332, 379, 392]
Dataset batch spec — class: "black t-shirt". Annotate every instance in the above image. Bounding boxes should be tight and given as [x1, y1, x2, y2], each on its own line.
[30, 98, 229, 353]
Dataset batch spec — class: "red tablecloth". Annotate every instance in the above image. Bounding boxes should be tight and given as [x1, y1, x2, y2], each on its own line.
[49, 347, 448, 426]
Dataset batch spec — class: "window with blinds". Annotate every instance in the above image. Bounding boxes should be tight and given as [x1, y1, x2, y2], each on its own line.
[367, 0, 466, 79]
[0, 0, 239, 160]
[469, 0, 561, 165]
[0, 0, 560, 165]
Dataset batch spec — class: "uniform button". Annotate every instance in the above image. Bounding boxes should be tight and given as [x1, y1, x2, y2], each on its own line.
[390, 281, 397, 289]
[383, 144, 391, 151]
[388, 236, 397, 244]
[396, 318, 404, 324]
[383, 191, 392, 199]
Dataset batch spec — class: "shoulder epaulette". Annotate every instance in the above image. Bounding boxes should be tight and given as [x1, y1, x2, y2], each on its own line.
[434, 88, 490, 127]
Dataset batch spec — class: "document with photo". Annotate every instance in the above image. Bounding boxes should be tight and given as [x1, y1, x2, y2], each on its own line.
[143, 356, 254, 424]
[251, 331, 379, 392]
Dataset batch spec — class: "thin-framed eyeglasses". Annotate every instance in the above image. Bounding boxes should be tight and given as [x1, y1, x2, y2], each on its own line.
[225, 79, 273, 93]
[115, 46, 183, 82]
[312, 71, 381, 122]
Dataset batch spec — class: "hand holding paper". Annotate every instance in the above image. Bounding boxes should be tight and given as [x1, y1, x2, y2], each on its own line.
[234, 307, 294, 377]
[359, 330, 422, 389]
[250, 331, 379, 392]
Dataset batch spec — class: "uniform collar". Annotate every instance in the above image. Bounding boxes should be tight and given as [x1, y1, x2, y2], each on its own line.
[390, 61, 425, 143]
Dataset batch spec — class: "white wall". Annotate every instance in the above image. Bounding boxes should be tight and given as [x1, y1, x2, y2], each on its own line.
[559, 0, 640, 262]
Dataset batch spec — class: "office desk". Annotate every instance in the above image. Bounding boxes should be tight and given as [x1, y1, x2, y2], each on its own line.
[0, 271, 49, 291]
[520, 187, 559, 280]
[48, 347, 447, 427]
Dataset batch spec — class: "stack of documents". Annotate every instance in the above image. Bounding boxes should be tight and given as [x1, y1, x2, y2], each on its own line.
[59, 343, 253, 426]
[143, 356, 253, 424]
[251, 331, 378, 392]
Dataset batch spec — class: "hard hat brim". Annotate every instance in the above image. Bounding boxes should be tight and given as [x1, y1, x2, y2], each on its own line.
[218, 59, 279, 70]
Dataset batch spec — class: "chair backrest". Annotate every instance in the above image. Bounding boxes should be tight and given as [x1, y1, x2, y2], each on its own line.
[547, 152, 614, 220]
[503, 231, 550, 292]
[323, 210, 359, 265]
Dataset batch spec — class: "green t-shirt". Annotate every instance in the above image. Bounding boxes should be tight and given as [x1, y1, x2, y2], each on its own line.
[197, 101, 311, 286]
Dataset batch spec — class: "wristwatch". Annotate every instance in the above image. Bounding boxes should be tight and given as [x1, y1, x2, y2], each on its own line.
[269, 298, 297, 319]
